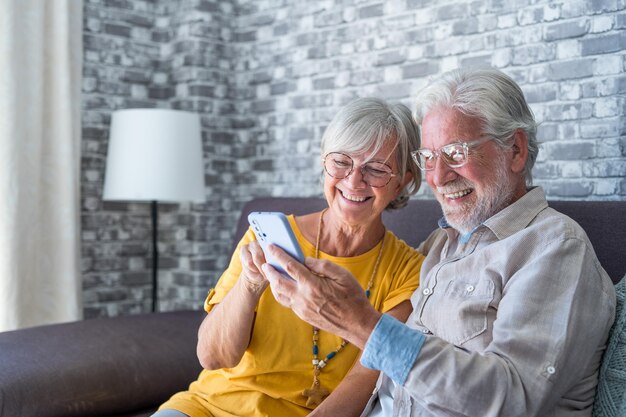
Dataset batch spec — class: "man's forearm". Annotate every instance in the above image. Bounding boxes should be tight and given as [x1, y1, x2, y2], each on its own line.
[360, 314, 426, 384]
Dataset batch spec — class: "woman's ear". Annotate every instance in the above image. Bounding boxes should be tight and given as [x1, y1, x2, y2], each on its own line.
[510, 129, 528, 174]
[396, 171, 413, 194]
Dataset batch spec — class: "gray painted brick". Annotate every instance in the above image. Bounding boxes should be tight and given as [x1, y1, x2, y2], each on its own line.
[376, 49, 407, 66]
[376, 82, 413, 99]
[537, 123, 558, 142]
[104, 0, 134, 9]
[544, 20, 589, 41]
[582, 159, 626, 177]
[581, 77, 621, 97]
[437, 3, 469, 21]
[544, 180, 593, 197]
[289, 127, 314, 140]
[407, 0, 430, 8]
[460, 54, 492, 68]
[518, 6, 545, 26]
[580, 119, 620, 138]
[104, 23, 132, 37]
[587, 0, 624, 14]
[546, 102, 594, 121]
[453, 17, 479, 35]
[401, 61, 439, 79]
[522, 83, 558, 103]
[313, 77, 336, 90]
[197, 1, 220, 13]
[359, 4, 384, 19]
[251, 99, 275, 114]
[314, 11, 343, 27]
[548, 59, 594, 80]
[581, 33, 625, 55]
[406, 28, 434, 43]
[544, 141, 596, 160]
[532, 161, 560, 178]
[512, 44, 555, 65]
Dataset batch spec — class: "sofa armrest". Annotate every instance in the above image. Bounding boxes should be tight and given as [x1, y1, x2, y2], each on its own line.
[0, 310, 204, 417]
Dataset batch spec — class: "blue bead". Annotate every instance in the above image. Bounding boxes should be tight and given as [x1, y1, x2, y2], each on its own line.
[313, 345, 318, 355]
[365, 289, 371, 298]
[326, 351, 336, 360]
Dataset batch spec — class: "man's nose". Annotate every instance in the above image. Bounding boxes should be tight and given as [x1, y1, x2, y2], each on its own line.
[430, 156, 456, 187]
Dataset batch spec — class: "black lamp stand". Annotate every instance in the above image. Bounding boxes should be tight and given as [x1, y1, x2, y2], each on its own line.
[150, 200, 158, 312]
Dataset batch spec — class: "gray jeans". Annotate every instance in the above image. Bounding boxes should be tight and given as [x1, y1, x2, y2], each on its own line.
[151, 410, 189, 417]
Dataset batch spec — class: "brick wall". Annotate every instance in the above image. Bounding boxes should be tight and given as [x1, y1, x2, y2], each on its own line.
[82, 0, 238, 317]
[82, 0, 626, 318]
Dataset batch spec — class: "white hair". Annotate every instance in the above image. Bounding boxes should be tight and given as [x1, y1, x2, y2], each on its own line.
[414, 68, 539, 186]
[321, 97, 422, 209]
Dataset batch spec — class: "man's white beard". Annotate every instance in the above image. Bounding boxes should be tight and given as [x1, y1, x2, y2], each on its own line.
[440, 156, 516, 235]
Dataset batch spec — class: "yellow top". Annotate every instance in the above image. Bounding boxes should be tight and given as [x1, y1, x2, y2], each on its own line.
[160, 215, 423, 417]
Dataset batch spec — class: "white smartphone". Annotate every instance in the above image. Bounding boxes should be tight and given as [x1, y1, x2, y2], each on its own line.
[247, 212, 305, 276]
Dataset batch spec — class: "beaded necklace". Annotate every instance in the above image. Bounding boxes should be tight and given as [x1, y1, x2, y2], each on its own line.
[302, 208, 386, 407]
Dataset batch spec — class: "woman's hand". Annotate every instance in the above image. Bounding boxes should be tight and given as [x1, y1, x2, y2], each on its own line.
[239, 241, 269, 294]
[197, 241, 270, 370]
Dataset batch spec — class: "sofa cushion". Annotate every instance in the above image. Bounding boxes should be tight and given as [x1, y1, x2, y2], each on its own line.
[593, 275, 626, 417]
[0, 310, 204, 417]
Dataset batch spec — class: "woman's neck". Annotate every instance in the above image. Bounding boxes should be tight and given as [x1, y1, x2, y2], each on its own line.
[316, 209, 386, 257]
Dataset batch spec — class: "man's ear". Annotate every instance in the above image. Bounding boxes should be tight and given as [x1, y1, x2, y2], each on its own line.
[510, 129, 529, 174]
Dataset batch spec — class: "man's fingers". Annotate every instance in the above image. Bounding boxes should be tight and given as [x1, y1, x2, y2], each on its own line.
[304, 256, 352, 283]
[262, 262, 296, 307]
[266, 244, 310, 283]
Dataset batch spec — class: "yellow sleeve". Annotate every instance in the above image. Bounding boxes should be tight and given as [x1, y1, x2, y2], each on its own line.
[203, 227, 257, 313]
[380, 239, 424, 313]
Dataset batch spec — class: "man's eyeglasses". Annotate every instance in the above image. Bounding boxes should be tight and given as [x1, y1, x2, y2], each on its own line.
[323, 152, 396, 188]
[411, 137, 493, 171]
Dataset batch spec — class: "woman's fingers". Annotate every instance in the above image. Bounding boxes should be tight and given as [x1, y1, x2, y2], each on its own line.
[239, 243, 269, 289]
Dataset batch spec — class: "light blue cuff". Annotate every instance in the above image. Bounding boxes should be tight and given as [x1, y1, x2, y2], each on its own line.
[360, 314, 426, 385]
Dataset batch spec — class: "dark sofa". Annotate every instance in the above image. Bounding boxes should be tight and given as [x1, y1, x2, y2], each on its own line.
[1, 197, 624, 417]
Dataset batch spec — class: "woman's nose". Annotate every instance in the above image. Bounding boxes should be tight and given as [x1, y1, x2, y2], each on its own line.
[344, 166, 367, 188]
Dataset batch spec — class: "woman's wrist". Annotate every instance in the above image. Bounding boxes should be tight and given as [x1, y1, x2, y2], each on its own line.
[240, 273, 269, 297]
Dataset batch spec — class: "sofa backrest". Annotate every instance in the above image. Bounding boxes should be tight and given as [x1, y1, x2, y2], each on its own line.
[235, 197, 626, 284]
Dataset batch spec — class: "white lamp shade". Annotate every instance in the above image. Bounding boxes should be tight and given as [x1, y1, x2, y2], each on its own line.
[103, 109, 205, 203]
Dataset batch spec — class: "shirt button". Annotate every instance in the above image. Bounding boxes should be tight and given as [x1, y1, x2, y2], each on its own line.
[546, 365, 556, 375]
[422, 288, 432, 296]
[466, 285, 475, 292]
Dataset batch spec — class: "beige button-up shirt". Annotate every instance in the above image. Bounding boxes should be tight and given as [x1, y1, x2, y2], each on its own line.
[362, 187, 616, 417]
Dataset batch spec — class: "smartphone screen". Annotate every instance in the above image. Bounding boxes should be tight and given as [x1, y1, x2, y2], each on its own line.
[248, 212, 305, 275]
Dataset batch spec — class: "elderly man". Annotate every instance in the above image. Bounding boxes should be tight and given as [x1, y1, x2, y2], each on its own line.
[263, 68, 616, 417]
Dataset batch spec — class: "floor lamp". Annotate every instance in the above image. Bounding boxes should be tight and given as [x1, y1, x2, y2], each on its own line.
[102, 109, 205, 312]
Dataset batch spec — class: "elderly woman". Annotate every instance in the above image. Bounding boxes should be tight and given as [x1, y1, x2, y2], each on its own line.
[154, 98, 425, 417]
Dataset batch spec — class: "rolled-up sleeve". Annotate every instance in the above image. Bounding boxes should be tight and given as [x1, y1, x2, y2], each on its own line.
[361, 313, 426, 385]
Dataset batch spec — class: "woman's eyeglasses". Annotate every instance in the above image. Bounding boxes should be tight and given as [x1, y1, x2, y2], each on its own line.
[322, 152, 396, 188]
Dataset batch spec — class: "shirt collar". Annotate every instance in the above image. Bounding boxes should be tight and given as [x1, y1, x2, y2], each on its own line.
[482, 186, 548, 240]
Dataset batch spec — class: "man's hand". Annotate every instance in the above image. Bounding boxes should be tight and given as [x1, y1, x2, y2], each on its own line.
[262, 244, 382, 349]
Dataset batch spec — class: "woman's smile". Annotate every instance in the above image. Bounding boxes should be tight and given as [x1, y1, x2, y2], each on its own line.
[339, 189, 372, 203]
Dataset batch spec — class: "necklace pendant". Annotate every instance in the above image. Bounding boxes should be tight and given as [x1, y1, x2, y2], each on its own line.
[302, 380, 330, 407]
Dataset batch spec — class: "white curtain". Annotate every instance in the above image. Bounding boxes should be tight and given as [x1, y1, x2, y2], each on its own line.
[0, 0, 83, 331]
